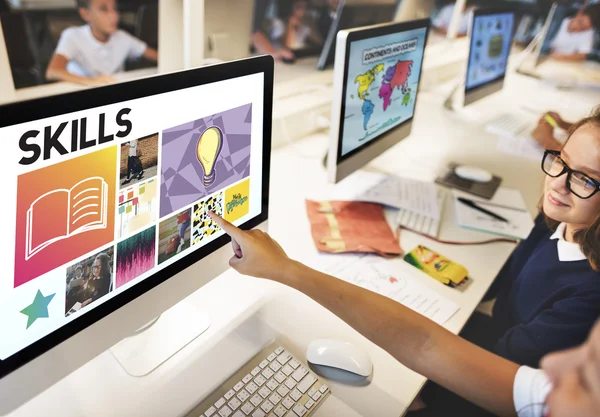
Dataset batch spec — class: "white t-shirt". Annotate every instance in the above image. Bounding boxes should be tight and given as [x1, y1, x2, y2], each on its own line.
[129, 140, 137, 157]
[513, 366, 552, 417]
[55, 25, 147, 77]
[433, 4, 471, 35]
[550, 18, 594, 55]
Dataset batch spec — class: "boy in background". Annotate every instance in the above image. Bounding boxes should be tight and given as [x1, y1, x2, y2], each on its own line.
[550, 3, 600, 61]
[46, 0, 158, 86]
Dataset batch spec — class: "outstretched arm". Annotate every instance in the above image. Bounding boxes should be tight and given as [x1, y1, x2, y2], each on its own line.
[211, 213, 520, 417]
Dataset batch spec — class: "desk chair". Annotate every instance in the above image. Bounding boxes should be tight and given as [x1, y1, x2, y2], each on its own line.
[124, 3, 157, 71]
[135, 3, 158, 50]
[0, 10, 44, 88]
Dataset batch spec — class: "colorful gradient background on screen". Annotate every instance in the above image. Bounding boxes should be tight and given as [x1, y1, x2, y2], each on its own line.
[14, 147, 117, 287]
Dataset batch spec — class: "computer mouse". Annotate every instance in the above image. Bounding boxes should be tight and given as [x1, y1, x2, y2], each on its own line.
[306, 339, 373, 377]
[281, 56, 297, 65]
[454, 165, 493, 183]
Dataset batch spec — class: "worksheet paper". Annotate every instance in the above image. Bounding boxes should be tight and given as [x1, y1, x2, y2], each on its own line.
[328, 172, 440, 220]
[496, 134, 544, 161]
[314, 253, 459, 325]
[453, 188, 534, 240]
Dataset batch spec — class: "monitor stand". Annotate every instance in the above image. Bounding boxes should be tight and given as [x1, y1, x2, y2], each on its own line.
[443, 83, 462, 111]
[109, 301, 210, 376]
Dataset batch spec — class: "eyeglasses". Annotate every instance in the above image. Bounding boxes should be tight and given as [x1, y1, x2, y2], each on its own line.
[542, 150, 600, 199]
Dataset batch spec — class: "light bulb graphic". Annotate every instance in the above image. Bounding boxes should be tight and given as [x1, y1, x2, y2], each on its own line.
[196, 126, 223, 187]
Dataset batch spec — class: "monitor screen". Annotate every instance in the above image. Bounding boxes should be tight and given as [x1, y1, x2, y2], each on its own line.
[0, 66, 268, 372]
[465, 11, 515, 92]
[339, 25, 427, 158]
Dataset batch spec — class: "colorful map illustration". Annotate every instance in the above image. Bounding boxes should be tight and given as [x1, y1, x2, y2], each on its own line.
[341, 28, 427, 157]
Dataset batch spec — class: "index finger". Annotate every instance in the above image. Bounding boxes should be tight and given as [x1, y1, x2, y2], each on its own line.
[209, 211, 246, 240]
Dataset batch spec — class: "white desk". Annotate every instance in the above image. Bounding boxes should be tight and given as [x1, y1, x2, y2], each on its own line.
[6, 66, 598, 417]
[0, 68, 158, 105]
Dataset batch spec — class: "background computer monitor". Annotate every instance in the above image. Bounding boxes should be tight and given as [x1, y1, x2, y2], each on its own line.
[251, 0, 339, 60]
[317, 0, 400, 70]
[327, 18, 430, 183]
[519, 2, 558, 71]
[395, 0, 436, 22]
[204, 0, 255, 62]
[463, 8, 515, 106]
[0, 55, 273, 414]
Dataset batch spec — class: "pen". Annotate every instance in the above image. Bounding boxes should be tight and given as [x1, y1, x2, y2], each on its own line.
[463, 199, 527, 212]
[544, 114, 558, 128]
[457, 197, 509, 223]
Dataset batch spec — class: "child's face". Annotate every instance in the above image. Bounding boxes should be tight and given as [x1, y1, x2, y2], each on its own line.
[80, 0, 120, 36]
[543, 123, 600, 230]
[293, 1, 308, 18]
[567, 13, 592, 33]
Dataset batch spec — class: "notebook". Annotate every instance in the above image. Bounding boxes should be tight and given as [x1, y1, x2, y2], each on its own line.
[453, 188, 535, 240]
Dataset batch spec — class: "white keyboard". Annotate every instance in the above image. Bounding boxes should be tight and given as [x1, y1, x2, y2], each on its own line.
[396, 189, 446, 238]
[484, 113, 533, 138]
[188, 343, 330, 417]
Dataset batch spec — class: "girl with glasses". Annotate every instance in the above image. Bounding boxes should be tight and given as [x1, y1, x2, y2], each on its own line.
[410, 107, 600, 415]
[487, 106, 600, 365]
[209, 211, 600, 417]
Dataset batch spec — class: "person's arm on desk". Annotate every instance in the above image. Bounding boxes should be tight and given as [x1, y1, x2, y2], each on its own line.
[253, 32, 295, 62]
[549, 52, 589, 62]
[142, 47, 158, 62]
[532, 116, 564, 151]
[209, 213, 520, 417]
[46, 54, 115, 86]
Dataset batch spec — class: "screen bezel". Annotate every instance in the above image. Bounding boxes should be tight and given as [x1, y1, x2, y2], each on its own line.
[464, 8, 516, 96]
[335, 18, 430, 165]
[0, 55, 274, 379]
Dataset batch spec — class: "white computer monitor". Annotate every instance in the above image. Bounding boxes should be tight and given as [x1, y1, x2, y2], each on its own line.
[327, 18, 430, 183]
[463, 8, 515, 106]
[204, 0, 255, 62]
[394, 0, 436, 22]
[317, 0, 400, 70]
[0, 55, 274, 414]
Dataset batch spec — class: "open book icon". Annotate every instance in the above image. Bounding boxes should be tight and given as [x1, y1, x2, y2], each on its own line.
[26, 177, 109, 260]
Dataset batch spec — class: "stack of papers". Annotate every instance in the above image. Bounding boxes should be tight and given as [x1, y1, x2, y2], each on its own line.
[330, 171, 441, 219]
[496, 135, 544, 161]
[356, 175, 441, 220]
[453, 188, 534, 240]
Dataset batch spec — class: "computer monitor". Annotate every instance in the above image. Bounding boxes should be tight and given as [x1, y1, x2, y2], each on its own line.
[327, 18, 430, 183]
[0, 55, 273, 413]
[463, 8, 515, 106]
[251, 0, 339, 60]
[395, 0, 436, 22]
[204, 0, 256, 62]
[317, 0, 400, 70]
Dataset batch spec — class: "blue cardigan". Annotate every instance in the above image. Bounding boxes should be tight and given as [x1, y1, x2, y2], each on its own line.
[488, 214, 600, 368]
